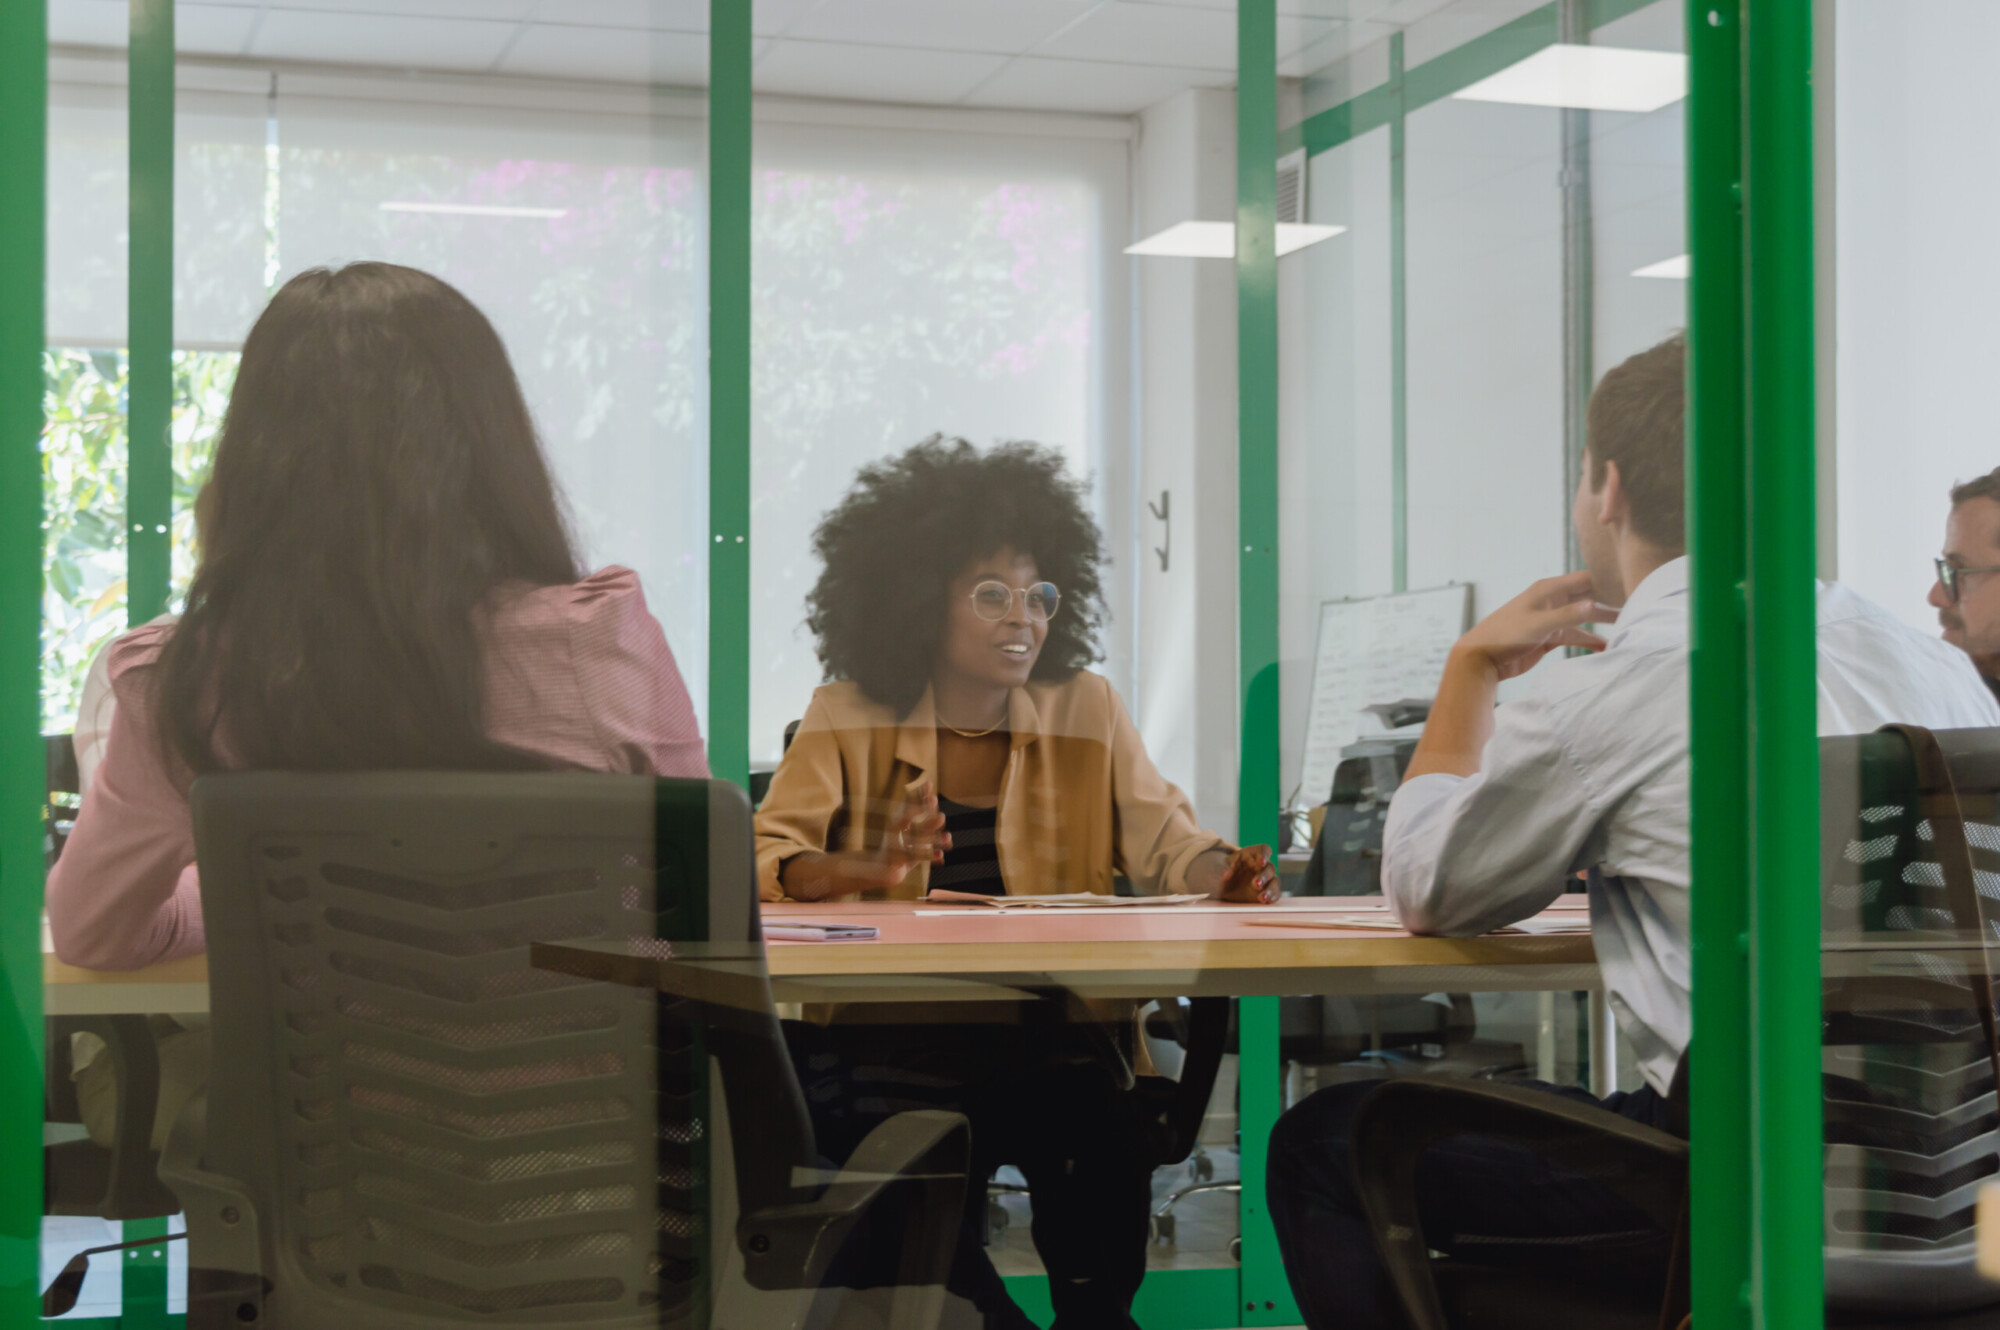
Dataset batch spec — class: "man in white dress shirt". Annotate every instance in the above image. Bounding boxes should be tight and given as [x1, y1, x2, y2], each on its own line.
[1929, 467, 2000, 707]
[1264, 333, 2000, 1329]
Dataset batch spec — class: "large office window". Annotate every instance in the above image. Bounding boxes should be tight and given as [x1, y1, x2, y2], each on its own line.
[748, 118, 1129, 765]
[272, 78, 712, 716]
[42, 66, 263, 727]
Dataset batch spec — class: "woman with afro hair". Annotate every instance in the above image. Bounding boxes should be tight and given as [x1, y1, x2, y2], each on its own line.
[756, 437, 1275, 1330]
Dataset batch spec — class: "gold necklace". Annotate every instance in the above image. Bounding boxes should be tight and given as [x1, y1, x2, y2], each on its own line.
[938, 714, 1007, 739]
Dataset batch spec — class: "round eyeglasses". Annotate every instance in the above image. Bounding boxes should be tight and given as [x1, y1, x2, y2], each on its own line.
[969, 580, 1061, 622]
[1935, 557, 2000, 605]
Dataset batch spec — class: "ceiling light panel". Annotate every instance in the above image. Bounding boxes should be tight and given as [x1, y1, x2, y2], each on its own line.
[1631, 254, 1689, 279]
[1124, 221, 1347, 259]
[1452, 44, 1687, 113]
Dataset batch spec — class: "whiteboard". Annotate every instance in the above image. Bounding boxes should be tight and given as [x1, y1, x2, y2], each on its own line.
[1296, 584, 1472, 808]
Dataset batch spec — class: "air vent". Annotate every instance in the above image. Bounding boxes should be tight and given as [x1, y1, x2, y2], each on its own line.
[1275, 149, 1307, 226]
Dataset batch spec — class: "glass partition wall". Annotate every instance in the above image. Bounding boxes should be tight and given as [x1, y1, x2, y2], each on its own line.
[1, 0, 1947, 1327]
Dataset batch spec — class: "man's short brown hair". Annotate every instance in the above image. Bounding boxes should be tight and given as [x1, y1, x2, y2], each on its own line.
[1950, 468, 2000, 509]
[1587, 332, 1685, 552]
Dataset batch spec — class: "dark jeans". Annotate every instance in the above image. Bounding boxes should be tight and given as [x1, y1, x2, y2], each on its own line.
[789, 1021, 1152, 1330]
[1265, 1077, 1674, 1330]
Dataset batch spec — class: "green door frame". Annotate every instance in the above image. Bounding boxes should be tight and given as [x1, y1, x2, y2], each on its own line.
[1685, 0, 1753, 1322]
[1741, 1, 1822, 1324]
[0, 0, 48, 1323]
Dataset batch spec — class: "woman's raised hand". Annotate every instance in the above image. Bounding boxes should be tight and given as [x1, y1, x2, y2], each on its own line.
[879, 779, 950, 883]
[777, 781, 951, 901]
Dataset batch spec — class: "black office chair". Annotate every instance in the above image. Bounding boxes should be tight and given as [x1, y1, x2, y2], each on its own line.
[42, 731, 182, 1222]
[161, 772, 969, 1329]
[1286, 740, 1527, 1081]
[1346, 725, 2000, 1329]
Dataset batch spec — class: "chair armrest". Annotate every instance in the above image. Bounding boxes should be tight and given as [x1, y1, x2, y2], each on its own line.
[1144, 997, 1229, 1166]
[1349, 1077, 1688, 1330]
[738, 1108, 971, 1293]
[157, 1094, 268, 1325]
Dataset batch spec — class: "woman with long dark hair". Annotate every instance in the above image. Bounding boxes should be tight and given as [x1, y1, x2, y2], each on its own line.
[49, 262, 706, 973]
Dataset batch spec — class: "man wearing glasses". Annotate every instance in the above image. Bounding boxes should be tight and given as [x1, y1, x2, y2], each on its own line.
[1931, 467, 2000, 705]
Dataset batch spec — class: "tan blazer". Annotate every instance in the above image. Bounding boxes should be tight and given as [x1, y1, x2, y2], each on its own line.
[755, 670, 1228, 902]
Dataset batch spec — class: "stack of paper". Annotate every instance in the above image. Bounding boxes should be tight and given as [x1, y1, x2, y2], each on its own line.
[763, 922, 880, 942]
[925, 890, 1210, 909]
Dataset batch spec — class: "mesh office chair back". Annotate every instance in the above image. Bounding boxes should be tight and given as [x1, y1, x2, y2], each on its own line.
[1820, 728, 2000, 1317]
[179, 771, 803, 1329]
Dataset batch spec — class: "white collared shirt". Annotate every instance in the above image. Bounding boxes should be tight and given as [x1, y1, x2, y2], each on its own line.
[1382, 556, 2000, 1093]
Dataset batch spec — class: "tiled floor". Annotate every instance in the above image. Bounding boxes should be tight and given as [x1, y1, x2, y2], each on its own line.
[986, 1146, 1243, 1278]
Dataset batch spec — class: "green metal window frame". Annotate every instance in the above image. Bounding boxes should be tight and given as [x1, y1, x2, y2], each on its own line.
[708, 0, 752, 790]
[4, 0, 1830, 1324]
[1234, 0, 1295, 1322]
[128, 0, 174, 627]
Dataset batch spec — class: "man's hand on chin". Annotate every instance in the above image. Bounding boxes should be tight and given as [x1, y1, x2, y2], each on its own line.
[1405, 572, 1617, 782]
[1455, 571, 1615, 680]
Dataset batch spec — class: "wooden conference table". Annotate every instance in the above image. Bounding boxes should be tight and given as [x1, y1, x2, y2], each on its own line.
[534, 897, 1602, 1008]
[42, 897, 1601, 1014]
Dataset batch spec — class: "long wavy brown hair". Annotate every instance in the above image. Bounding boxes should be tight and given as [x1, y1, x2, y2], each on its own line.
[154, 263, 581, 773]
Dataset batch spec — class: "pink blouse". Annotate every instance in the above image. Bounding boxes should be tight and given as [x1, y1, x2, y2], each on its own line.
[47, 566, 708, 970]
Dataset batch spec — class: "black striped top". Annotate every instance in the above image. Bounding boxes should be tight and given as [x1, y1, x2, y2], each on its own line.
[928, 796, 1005, 896]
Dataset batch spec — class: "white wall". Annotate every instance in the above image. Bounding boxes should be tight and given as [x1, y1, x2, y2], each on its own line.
[1278, 127, 1394, 803]
[1133, 87, 1242, 837]
[1403, 96, 1566, 627]
[1833, 0, 2000, 634]
[1590, 3, 1689, 379]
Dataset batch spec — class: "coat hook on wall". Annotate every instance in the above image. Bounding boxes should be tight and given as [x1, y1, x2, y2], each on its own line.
[1148, 491, 1170, 572]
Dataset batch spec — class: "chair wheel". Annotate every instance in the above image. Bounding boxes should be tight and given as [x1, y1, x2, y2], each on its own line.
[1150, 1212, 1176, 1245]
[1228, 1236, 1242, 1263]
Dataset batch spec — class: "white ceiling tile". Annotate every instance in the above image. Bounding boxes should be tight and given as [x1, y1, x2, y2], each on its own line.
[1373, 0, 1477, 22]
[963, 55, 1225, 115]
[499, 23, 708, 83]
[527, 0, 704, 30]
[1283, 17, 1393, 77]
[1034, 3, 1239, 70]
[48, 0, 127, 48]
[179, 6, 263, 56]
[1275, 14, 1345, 58]
[250, 10, 519, 70]
[1399, 0, 1539, 67]
[543, 0, 814, 35]
[1118, 0, 1401, 18]
[785, 0, 1095, 55]
[752, 38, 1008, 104]
[261, 0, 537, 19]
[48, 0, 262, 54]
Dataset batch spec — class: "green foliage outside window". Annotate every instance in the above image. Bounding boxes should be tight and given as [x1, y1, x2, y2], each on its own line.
[42, 347, 235, 732]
